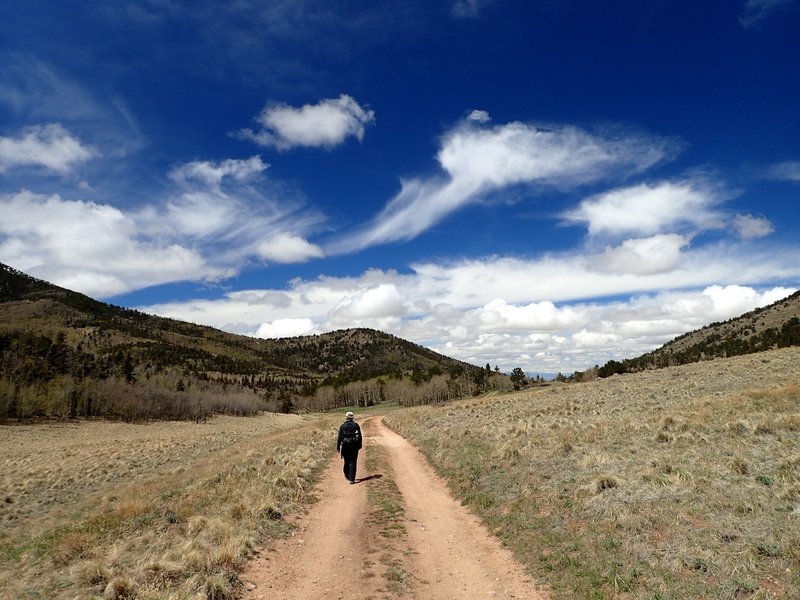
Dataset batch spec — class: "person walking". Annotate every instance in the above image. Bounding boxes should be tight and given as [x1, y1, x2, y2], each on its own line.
[337, 411, 362, 484]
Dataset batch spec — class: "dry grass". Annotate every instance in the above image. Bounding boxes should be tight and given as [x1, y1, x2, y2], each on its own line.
[0, 412, 340, 599]
[385, 347, 800, 599]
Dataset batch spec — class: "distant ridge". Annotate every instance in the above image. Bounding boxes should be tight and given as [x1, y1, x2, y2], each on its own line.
[0, 262, 485, 420]
[599, 290, 800, 376]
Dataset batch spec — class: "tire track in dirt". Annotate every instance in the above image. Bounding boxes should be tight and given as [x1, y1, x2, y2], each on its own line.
[240, 435, 371, 600]
[240, 417, 546, 599]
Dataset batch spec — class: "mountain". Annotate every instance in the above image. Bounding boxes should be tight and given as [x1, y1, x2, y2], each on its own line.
[598, 290, 800, 376]
[0, 263, 483, 421]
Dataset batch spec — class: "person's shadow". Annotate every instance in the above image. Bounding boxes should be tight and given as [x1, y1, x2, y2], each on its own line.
[354, 474, 383, 484]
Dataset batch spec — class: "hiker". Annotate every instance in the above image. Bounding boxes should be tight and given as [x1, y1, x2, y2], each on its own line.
[337, 411, 362, 484]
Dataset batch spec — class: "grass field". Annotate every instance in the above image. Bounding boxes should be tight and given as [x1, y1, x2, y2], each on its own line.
[2, 347, 799, 599]
[386, 347, 800, 599]
[0, 413, 339, 599]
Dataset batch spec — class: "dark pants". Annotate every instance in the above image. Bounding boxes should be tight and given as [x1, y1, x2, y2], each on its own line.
[342, 448, 359, 482]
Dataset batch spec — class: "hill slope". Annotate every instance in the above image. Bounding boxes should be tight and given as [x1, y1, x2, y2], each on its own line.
[599, 290, 800, 376]
[0, 263, 483, 420]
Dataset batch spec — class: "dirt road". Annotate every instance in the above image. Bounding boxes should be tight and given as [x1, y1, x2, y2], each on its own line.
[241, 417, 546, 600]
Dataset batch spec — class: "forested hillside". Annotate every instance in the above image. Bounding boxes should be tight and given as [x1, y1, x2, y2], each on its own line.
[598, 290, 800, 377]
[0, 263, 496, 421]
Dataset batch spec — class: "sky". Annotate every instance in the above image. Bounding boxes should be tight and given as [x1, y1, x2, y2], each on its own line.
[1, 0, 799, 376]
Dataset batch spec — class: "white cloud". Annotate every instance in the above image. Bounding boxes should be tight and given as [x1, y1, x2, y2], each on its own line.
[0, 123, 95, 174]
[255, 318, 318, 339]
[156, 156, 277, 240]
[257, 232, 324, 263]
[467, 109, 491, 123]
[478, 299, 586, 331]
[767, 160, 800, 181]
[563, 180, 724, 238]
[150, 156, 321, 258]
[0, 155, 323, 297]
[0, 190, 215, 297]
[739, 0, 794, 28]
[170, 155, 268, 190]
[237, 94, 374, 150]
[734, 214, 774, 239]
[438, 121, 667, 190]
[587, 234, 690, 275]
[700, 284, 780, 320]
[331, 283, 407, 321]
[332, 118, 673, 253]
[140, 238, 800, 373]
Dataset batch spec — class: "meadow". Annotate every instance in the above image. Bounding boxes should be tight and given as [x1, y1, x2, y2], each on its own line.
[386, 347, 800, 598]
[2, 347, 799, 599]
[0, 413, 339, 599]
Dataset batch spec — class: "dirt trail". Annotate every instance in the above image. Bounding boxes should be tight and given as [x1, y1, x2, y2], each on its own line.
[241, 417, 546, 600]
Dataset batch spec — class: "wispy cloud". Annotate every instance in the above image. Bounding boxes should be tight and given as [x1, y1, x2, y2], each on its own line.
[766, 160, 800, 181]
[237, 94, 375, 151]
[452, 0, 494, 19]
[739, 0, 795, 28]
[0, 54, 145, 158]
[0, 124, 95, 174]
[169, 156, 269, 191]
[734, 214, 774, 239]
[0, 156, 323, 297]
[331, 116, 675, 253]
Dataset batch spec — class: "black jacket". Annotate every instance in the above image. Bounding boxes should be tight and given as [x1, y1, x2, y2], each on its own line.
[337, 420, 362, 452]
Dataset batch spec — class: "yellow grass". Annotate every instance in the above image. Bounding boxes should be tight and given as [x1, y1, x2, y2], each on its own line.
[3, 348, 799, 599]
[385, 347, 800, 599]
[0, 413, 339, 599]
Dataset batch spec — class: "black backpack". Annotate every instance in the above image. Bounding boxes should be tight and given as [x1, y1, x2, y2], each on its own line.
[340, 421, 360, 448]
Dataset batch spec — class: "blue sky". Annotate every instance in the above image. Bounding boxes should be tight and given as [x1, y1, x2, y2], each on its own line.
[1, 0, 799, 375]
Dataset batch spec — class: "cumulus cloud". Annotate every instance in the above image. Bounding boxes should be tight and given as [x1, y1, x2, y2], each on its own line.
[587, 234, 690, 275]
[330, 283, 407, 321]
[563, 180, 725, 238]
[0, 123, 95, 174]
[140, 238, 800, 373]
[332, 118, 673, 253]
[237, 94, 374, 150]
[0, 190, 215, 297]
[466, 109, 491, 123]
[478, 299, 586, 331]
[257, 232, 324, 263]
[255, 318, 317, 339]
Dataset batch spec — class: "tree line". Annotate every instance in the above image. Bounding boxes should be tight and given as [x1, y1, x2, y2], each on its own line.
[0, 326, 500, 421]
[597, 317, 800, 377]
